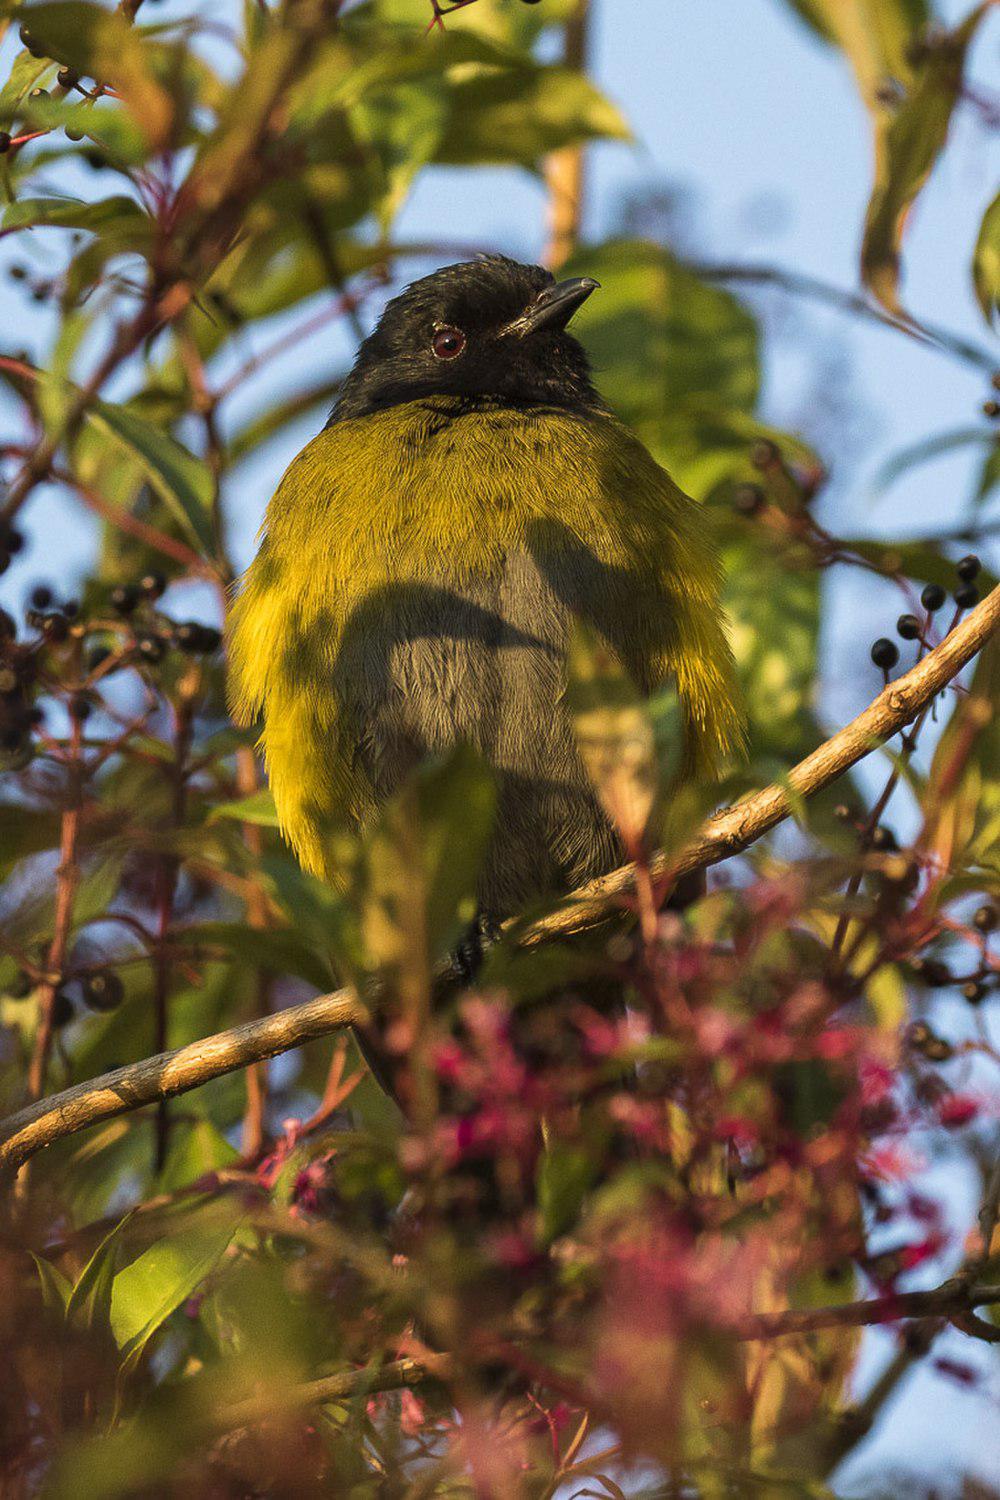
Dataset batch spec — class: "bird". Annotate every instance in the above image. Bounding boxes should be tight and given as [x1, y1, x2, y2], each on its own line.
[227, 255, 744, 925]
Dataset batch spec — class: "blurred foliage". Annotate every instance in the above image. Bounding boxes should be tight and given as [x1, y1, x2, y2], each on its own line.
[0, 0, 996, 1496]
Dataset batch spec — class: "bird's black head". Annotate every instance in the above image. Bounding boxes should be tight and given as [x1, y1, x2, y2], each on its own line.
[330, 256, 602, 422]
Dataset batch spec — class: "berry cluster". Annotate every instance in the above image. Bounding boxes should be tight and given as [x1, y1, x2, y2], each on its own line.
[7, 964, 125, 1027]
[869, 554, 982, 674]
[0, 567, 222, 762]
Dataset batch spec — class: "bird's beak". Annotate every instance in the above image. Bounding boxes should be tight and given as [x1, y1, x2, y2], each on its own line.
[503, 276, 600, 337]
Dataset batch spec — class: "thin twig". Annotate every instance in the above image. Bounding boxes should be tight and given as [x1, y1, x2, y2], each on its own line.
[27, 659, 86, 1102]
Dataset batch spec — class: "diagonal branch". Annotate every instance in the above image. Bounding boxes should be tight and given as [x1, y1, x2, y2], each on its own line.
[1, 584, 998, 1178]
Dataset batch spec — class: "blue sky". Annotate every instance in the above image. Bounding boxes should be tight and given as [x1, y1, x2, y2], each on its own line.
[0, 1, 998, 1488]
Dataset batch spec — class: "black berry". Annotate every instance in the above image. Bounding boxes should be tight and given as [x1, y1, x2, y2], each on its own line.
[912, 956, 952, 987]
[51, 991, 75, 1028]
[81, 969, 124, 1012]
[29, 584, 53, 610]
[68, 694, 92, 722]
[134, 632, 165, 664]
[139, 570, 166, 599]
[896, 613, 920, 640]
[870, 825, 898, 852]
[972, 904, 998, 933]
[920, 582, 946, 612]
[954, 584, 978, 611]
[956, 554, 981, 582]
[56, 67, 79, 90]
[41, 613, 68, 644]
[870, 638, 899, 671]
[196, 625, 221, 653]
[109, 584, 139, 616]
[173, 621, 220, 654]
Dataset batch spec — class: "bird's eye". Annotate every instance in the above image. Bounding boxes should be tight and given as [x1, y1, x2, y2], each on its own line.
[431, 326, 466, 361]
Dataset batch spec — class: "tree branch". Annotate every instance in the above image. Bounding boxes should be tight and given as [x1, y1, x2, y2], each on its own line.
[0, 992, 366, 1176]
[1, 584, 997, 1177]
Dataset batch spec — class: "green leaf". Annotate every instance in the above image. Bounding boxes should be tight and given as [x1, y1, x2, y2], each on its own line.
[537, 1141, 596, 1244]
[110, 1213, 237, 1364]
[0, 47, 53, 116]
[175, 921, 335, 993]
[723, 532, 821, 763]
[438, 64, 629, 167]
[973, 190, 1000, 327]
[208, 789, 280, 828]
[874, 426, 993, 495]
[31, 1251, 73, 1314]
[358, 745, 496, 976]
[780, 0, 928, 102]
[861, 7, 989, 312]
[82, 397, 215, 556]
[974, 440, 1000, 507]
[65, 1213, 132, 1337]
[157, 1119, 239, 1193]
[2, 193, 146, 233]
[353, 81, 449, 228]
[565, 239, 760, 429]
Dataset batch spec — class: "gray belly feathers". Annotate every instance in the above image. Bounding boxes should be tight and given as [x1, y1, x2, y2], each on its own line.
[331, 548, 621, 914]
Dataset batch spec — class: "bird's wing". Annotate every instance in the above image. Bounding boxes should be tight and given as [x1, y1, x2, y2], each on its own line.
[518, 409, 747, 779]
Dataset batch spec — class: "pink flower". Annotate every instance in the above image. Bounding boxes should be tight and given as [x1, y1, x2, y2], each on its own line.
[399, 1388, 426, 1436]
[937, 1094, 979, 1129]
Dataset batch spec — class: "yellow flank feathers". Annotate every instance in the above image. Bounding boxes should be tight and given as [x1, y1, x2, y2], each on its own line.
[228, 398, 744, 901]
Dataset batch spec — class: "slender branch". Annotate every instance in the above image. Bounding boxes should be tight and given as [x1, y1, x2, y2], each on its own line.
[543, 0, 591, 270]
[1, 584, 998, 1175]
[219, 1354, 455, 1432]
[688, 259, 998, 372]
[27, 667, 86, 1102]
[735, 1279, 1000, 1341]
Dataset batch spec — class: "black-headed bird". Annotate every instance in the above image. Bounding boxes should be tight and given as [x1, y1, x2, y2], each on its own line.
[228, 256, 743, 920]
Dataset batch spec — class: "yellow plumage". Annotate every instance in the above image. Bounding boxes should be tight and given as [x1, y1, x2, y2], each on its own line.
[228, 396, 743, 908]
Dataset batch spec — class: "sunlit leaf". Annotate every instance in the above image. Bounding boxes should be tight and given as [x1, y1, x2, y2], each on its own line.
[208, 789, 279, 828]
[2, 193, 146, 233]
[781, 0, 928, 101]
[566, 239, 760, 428]
[973, 190, 1000, 328]
[437, 64, 629, 166]
[861, 7, 989, 312]
[111, 1210, 238, 1364]
[567, 623, 656, 846]
[82, 397, 215, 557]
[65, 1212, 132, 1337]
